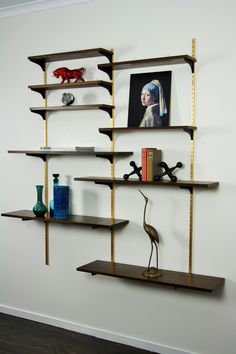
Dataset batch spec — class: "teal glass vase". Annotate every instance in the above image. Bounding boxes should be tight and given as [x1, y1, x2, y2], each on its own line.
[33, 185, 47, 217]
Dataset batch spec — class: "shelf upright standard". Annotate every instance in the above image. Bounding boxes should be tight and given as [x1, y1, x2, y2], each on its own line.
[188, 38, 196, 274]
[110, 49, 115, 263]
[43, 62, 49, 265]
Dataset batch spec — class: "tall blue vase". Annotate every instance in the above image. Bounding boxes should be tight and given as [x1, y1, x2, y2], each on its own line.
[53, 185, 69, 219]
[33, 185, 47, 217]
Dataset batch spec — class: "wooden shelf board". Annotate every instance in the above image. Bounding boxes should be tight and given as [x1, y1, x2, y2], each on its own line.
[30, 104, 115, 119]
[7, 150, 132, 156]
[77, 260, 224, 292]
[1, 210, 129, 229]
[28, 81, 113, 96]
[8, 150, 133, 158]
[30, 104, 114, 112]
[99, 126, 197, 140]
[28, 48, 113, 69]
[98, 55, 196, 74]
[74, 176, 219, 189]
[99, 126, 197, 132]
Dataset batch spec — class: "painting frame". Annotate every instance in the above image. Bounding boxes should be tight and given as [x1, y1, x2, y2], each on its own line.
[127, 71, 172, 128]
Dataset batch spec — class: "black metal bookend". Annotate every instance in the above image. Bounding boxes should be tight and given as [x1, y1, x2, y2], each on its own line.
[123, 161, 142, 181]
[154, 161, 183, 182]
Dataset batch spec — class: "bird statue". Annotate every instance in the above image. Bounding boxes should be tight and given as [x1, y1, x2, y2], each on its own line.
[139, 189, 162, 278]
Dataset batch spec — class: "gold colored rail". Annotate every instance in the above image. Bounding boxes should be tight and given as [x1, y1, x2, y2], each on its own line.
[43, 65, 49, 265]
[188, 38, 196, 274]
[110, 50, 115, 263]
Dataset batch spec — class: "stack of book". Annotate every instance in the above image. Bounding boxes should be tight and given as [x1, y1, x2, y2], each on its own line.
[142, 148, 162, 181]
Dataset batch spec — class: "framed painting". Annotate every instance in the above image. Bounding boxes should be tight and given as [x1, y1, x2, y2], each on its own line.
[127, 71, 172, 127]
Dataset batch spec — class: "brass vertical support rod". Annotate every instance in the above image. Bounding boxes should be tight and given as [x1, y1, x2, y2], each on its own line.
[110, 50, 115, 263]
[43, 64, 49, 265]
[188, 38, 196, 274]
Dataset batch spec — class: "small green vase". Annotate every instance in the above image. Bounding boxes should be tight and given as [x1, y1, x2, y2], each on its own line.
[33, 185, 47, 217]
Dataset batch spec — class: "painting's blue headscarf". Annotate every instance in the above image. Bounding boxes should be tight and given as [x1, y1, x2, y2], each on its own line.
[142, 80, 167, 116]
[143, 82, 159, 99]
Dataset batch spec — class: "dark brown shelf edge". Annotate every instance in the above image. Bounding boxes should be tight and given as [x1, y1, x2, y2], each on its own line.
[28, 48, 113, 70]
[99, 126, 197, 131]
[30, 104, 115, 119]
[7, 150, 133, 157]
[1, 210, 129, 229]
[98, 55, 196, 78]
[74, 177, 219, 189]
[28, 80, 113, 97]
[7, 150, 133, 163]
[30, 104, 115, 111]
[99, 126, 197, 140]
[77, 260, 225, 292]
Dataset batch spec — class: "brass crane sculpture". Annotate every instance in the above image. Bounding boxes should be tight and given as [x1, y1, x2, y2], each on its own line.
[139, 189, 162, 278]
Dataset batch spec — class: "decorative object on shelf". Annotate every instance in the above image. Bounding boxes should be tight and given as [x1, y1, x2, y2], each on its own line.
[123, 161, 142, 181]
[32, 185, 47, 217]
[128, 71, 171, 128]
[139, 189, 162, 278]
[53, 185, 70, 219]
[61, 92, 75, 106]
[39, 146, 95, 152]
[75, 146, 95, 151]
[154, 161, 183, 182]
[142, 147, 162, 181]
[53, 67, 85, 84]
[49, 174, 59, 217]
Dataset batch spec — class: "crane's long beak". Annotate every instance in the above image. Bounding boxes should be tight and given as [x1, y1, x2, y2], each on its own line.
[139, 189, 146, 198]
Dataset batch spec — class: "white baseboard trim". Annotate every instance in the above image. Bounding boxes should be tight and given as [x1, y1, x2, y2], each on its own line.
[0, 304, 194, 354]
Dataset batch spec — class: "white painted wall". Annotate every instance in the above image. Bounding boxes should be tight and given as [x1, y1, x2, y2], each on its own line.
[0, 1, 235, 353]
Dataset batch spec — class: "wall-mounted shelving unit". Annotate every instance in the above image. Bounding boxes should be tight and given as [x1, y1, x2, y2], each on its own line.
[75, 40, 223, 292]
[2, 42, 224, 292]
[2, 47, 123, 265]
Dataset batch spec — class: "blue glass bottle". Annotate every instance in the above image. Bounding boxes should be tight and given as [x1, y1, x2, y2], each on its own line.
[50, 174, 59, 217]
[53, 185, 70, 219]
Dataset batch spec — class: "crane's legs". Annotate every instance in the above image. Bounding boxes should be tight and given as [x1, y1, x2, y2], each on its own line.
[147, 239, 154, 269]
[143, 239, 162, 278]
[154, 240, 159, 269]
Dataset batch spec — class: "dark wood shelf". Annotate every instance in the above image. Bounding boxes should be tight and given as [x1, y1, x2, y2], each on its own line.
[74, 176, 219, 190]
[77, 260, 224, 292]
[98, 55, 196, 79]
[28, 80, 113, 98]
[99, 126, 197, 140]
[8, 150, 133, 163]
[30, 104, 114, 119]
[1, 210, 129, 229]
[28, 48, 113, 70]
